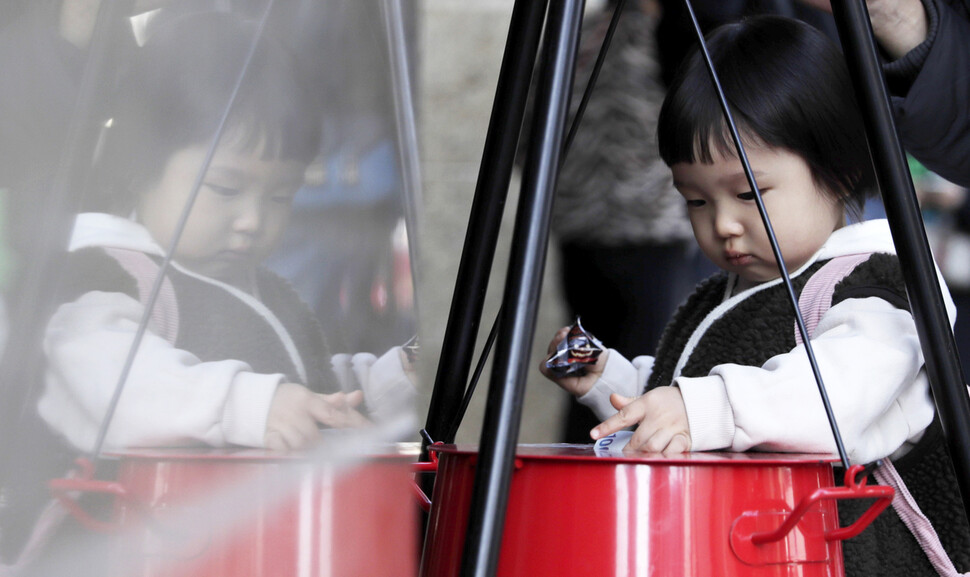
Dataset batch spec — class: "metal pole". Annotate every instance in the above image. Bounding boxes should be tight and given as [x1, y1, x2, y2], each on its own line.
[829, 0, 970, 517]
[459, 1, 584, 575]
[422, 0, 548, 446]
[379, 0, 423, 294]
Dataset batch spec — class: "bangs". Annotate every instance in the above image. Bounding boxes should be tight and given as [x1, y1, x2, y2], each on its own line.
[220, 90, 320, 166]
[89, 11, 321, 214]
[657, 16, 875, 214]
[658, 80, 766, 167]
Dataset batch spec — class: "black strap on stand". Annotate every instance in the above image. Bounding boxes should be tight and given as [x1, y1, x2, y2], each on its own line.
[456, 2, 585, 576]
[420, 0, 549, 453]
[439, 0, 627, 446]
[682, 0, 852, 471]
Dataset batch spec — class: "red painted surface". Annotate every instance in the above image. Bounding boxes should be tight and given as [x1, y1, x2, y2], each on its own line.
[86, 449, 417, 577]
[420, 445, 876, 577]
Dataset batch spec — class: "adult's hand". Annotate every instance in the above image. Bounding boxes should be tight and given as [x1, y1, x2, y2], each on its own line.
[797, 0, 929, 59]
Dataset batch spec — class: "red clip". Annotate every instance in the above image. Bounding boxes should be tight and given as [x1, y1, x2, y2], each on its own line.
[49, 457, 129, 533]
[411, 442, 444, 512]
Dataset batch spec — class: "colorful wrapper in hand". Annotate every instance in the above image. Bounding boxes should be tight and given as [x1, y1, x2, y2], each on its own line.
[544, 317, 604, 377]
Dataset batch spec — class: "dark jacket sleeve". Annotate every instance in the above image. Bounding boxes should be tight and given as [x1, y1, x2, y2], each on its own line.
[885, 0, 970, 187]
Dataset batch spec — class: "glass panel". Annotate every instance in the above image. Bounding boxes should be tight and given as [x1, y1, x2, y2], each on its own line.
[0, 1, 421, 574]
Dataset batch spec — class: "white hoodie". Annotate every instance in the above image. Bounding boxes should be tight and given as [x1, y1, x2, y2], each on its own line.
[38, 213, 414, 452]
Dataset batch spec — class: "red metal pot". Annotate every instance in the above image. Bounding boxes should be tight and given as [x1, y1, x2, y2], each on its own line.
[51, 447, 418, 577]
[420, 444, 891, 577]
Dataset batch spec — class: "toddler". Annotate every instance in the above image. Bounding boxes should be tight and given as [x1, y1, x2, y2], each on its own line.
[37, 11, 413, 454]
[542, 15, 968, 575]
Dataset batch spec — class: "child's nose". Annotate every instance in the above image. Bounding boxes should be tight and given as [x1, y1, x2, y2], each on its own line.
[233, 196, 263, 234]
[713, 208, 744, 238]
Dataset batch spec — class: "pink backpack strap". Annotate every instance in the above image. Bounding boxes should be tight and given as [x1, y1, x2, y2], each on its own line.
[874, 460, 970, 577]
[795, 253, 873, 345]
[103, 248, 179, 345]
[799, 253, 966, 575]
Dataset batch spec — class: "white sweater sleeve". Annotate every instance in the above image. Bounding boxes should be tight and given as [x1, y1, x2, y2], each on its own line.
[38, 290, 282, 452]
[576, 349, 655, 421]
[676, 296, 939, 464]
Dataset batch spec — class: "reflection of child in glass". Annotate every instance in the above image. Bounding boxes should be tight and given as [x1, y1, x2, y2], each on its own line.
[542, 16, 968, 575]
[38, 13, 413, 453]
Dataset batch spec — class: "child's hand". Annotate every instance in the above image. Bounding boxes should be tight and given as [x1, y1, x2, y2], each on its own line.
[590, 388, 691, 454]
[265, 383, 370, 451]
[538, 326, 609, 397]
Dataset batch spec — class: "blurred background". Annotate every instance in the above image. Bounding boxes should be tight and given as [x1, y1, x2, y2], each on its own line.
[414, 0, 568, 444]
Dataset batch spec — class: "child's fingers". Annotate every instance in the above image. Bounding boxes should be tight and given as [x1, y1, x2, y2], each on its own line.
[615, 422, 691, 454]
[539, 328, 568, 377]
[546, 326, 571, 355]
[665, 432, 692, 454]
[538, 329, 565, 379]
[609, 393, 634, 410]
[266, 419, 318, 451]
[344, 390, 365, 408]
[265, 430, 288, 452]
[592, 390, 692, 453]
[625, 426, 678, 454]
[625, 421, 659, 453]
[309, 393, 371, 428]
[278, 429, 305, 451]
[618, 388, 691, 454]
[590, 394, 643, 440]
[265, 383, 327, 450]
[588, 385, 693, 454]
[295, 415, 323, 444]
[327, 390, 364, 410]
[537, 358, 561, 381]
[621, 407, 673, 453]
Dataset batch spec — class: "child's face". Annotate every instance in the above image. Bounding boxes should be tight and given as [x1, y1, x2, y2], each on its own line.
[137, 144, 306, 285]
[671, 144, 844, 287]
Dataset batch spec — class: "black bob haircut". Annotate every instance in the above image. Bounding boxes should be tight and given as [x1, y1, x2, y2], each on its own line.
[657, 15, 876, 218]
[93, 11, 322, 214]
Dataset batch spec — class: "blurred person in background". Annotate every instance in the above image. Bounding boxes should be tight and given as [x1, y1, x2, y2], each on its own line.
[265, 0, 417, 356]
[911, 160, 970, 377]
[655, 0, 839, 86]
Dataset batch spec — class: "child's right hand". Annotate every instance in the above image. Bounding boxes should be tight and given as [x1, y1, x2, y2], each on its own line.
[264, 383, 370, 451]
[538, 326, 609, 397]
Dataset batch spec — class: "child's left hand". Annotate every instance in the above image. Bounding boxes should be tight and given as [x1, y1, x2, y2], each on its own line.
[590, 387, 692, 454]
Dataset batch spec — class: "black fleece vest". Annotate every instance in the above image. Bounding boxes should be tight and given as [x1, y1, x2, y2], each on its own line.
[63, 247, 339, 394]
[646, 253, 970, 576]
